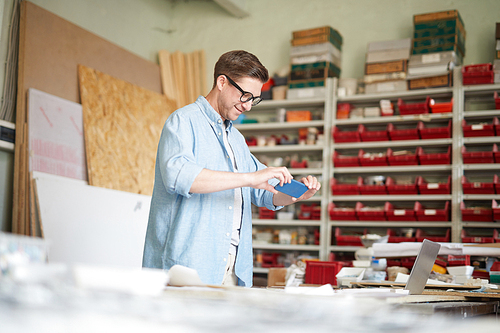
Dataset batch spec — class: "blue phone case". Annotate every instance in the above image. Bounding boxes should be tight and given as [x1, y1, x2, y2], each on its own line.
[274, 179, 308, 198]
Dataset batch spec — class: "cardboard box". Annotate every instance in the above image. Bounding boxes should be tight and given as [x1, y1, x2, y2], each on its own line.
[367, 38, 412, 52]
[366, 48, 411, 63]
[413, 34, 465, 56]
[287, 86, 325, 100]
[286, 110, 312, 122]
[291, 53, 342, 69]
[365, 80, 407, 94]
[290, 41, 341, 58]
[292, 25, 343, 45]
[414, 10, 464, 28]
[365, 59, 407, 75]
[291, 34, 342, 50]
[408, 72, 453, 90]
[409, 51, 459, 68]
[414, 17, 466, 40]
[290, 62, 341, 81]
[267, 267, 288, 287]
[412, 43, 464, 57]
[364, 72, 406, 84]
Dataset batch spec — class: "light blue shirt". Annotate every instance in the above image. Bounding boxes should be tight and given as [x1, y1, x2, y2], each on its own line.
[142, 96, 280, 287]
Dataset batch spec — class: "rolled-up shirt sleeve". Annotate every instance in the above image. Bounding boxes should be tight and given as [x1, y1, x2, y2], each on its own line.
[158, 112, 203, 198]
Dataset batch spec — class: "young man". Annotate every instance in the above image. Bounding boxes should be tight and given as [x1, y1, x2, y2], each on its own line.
[142, 50, 320, 287]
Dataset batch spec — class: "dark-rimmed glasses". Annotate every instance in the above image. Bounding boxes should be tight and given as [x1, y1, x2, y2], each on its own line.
[222, 74, 263, 106]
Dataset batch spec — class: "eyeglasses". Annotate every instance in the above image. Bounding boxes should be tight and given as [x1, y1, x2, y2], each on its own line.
[222, 74, 263, 106]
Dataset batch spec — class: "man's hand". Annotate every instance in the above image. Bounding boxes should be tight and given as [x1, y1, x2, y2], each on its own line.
[273, 175, 321, 206]
[247, 167, 293, 194]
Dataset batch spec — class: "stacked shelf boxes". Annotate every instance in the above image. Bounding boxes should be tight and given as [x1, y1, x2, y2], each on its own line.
[288, 26, 342, 100]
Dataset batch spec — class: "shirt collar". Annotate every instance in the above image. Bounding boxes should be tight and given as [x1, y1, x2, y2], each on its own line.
[196, 96, 233, 131]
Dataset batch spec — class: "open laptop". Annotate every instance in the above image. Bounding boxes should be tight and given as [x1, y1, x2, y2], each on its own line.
[350, 239, 441, 295]
[404, 239, 441, 295]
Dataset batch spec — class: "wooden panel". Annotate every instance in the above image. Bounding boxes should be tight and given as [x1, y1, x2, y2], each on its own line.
[78, 65, 176, 195]
[13, 1, 163, 234]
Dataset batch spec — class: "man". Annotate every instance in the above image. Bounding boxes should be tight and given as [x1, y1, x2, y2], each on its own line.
[142, 50, 320, 287]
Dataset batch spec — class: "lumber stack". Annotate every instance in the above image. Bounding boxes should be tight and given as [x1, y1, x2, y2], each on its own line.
[158, 49, 207, 109]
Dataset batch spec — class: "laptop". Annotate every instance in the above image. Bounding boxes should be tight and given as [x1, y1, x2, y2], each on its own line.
[404, 239, 441, 295]
[350, 239, 441, 295]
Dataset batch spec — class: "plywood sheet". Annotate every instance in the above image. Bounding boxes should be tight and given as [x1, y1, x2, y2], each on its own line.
[33, 171, 150, 268]
[14, 1, 163, 234]
[78, 65, 176, 195]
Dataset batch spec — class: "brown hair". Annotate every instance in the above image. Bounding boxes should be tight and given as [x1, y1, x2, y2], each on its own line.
[212, 50, 269, 88]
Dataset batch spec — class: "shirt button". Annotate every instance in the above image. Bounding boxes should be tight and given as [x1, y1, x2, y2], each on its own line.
[218, 119, 221, 123]
[223, 258, 227, 262]
[218, 132, 221, 136]
[226, 233, 230, 237]
[229, 206, 232, 210]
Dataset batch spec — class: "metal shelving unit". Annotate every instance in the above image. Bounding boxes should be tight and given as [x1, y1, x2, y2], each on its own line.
[244, 70, 500, 272]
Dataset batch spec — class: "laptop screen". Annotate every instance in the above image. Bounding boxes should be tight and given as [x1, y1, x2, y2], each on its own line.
[404, 239, 441, 295]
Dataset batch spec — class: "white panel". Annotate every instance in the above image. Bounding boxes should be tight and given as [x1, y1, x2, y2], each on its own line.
[33, 171, 151, 268]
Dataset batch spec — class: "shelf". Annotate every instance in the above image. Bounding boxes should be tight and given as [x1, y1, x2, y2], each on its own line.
[463, 136, 500, 144]
[253, 267, 270, 274]
[334, 113, 452, 125]
[462, 194, 500, 200]
[333, 165, 452, 173]
[249, 144, 324, 153]
[235, 120, 325, 131]
[288, 168, 323, 175]
[461, 222, 500, 228]
[463, 110, 500, 118]
[0, 140, 15, 153]
[254, 97, 326, 109]
[252, 243, 321, 251]
[329, 221, 452, 228]
[334, 138, 451, 149]
[337, 87, 452, 103]
[253, 219, 322, 226]
[463, 83, 500, 93]
[330, 195, 452, 201]
[328, 246, 363, 252]
[463, 163, 500, 171]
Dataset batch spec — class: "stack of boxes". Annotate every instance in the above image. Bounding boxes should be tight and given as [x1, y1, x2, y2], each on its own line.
[495, 23, 500, 83]
[363, 38, 411, 95]
[288, 26, 342, 100]
[407, 10, 465, 90]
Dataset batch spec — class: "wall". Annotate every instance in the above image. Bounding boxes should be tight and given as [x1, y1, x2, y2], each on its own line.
[0, 0, 499, 232]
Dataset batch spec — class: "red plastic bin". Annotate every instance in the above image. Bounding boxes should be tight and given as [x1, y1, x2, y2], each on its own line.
[418, 120, 452, 139]
[385, 202, 416, 221]
[330, 178, 359, 195]
[416, 228, 451, 242]
[495, 176, 500, 194]
[386, 176, 419, 195]
[493, 200, 500, 222]
[334, 227, 366, 246]
[332, 126, 360, 143]
[417, 146, 451, 165]
[358, 149, 388, 166]
[358, 124, 389, 142]
[387, 123, 420, 140]
[415, 201, 450, 221]
[328, 202, 357, 221]
[290, 160, 308, 168]
[259, 207, 276, 219]
[298, 203, 321, 220]
[495, 92, 500, 110]
[447, 255, 471, 266]
[462, 145, 495, 164]
[387, 147, 418, 166]
[417, 175, 451, 195]
[430, 98, 453, 113]
[461, 229, 497, 243]
[305, 260, 344, 286]
[461, 175, 496, 194]
[462, 64, 494, 85]
[386, 228, 416, 243]
[398, 96, 430, 115]
[333, 151, 359, 167]
[356, 202, 386, 221]
[462, 118, 498, 137]
[357, 176, 387, 195]
[495, 144, 500, 163]
[460, 202, 493, 222]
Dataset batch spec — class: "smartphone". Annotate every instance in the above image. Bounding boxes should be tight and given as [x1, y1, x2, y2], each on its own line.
[274, 179, 308, 198]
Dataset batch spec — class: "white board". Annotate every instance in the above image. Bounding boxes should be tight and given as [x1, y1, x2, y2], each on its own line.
[33, 171, 150, 268]
[28, 89, 87, 180]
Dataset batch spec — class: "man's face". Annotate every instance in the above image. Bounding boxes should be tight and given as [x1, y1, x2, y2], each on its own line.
[218, 76, 263, 121]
